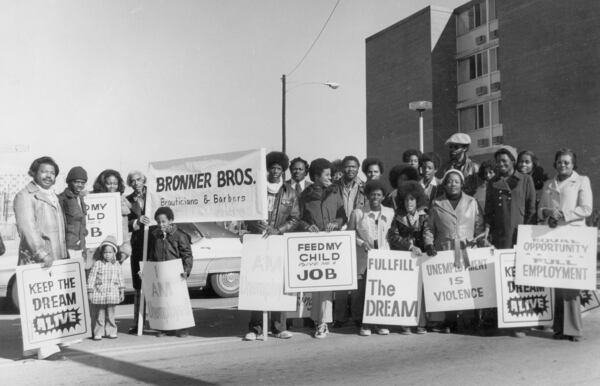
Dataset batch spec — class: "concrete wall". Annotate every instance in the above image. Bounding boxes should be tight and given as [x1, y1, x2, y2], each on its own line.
[498, 0, 600, 203]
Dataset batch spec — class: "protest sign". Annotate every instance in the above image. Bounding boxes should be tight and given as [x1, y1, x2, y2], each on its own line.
[142, 260, 195, 330]
[238, 235, 296, 311]
[284, 231, 357, 292]
[362, 250, 421, 326]
[287, 293, 313, 318]
[146, 148, 268, 222]
[515, 225, 597, 290]
[16, 259, 91, 351]
[496, 250, 554, 328]
[581, 290, 600, 315]
[84, 192, 123, 249]
[422, 248, 496, 312]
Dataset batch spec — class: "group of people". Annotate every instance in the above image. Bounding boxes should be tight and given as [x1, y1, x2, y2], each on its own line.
[13, 159, 192, 359]
[243, 132, 593, 343]
[11, 131, 593, 358]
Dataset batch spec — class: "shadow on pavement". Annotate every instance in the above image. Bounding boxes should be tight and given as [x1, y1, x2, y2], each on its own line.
[64, 347, 217, 385]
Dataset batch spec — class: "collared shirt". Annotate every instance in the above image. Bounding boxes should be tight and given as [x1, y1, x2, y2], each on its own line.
[34, 182, 59, 207]
[347, 206, 394, 250]
[420, 177, 438, 199]
[290, 179, 307, 194]
[341, 179, 359, 216]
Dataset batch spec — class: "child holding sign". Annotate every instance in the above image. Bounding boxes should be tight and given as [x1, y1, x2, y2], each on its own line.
[388, 181, 435, 334]
[87, 236, 125, 340]
[148, 206, 194, 338]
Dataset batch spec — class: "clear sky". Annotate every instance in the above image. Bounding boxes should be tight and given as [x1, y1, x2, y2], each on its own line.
[0, 0, 465, 183]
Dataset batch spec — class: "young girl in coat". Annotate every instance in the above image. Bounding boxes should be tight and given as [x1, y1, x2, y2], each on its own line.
[87, 236, 125, 340]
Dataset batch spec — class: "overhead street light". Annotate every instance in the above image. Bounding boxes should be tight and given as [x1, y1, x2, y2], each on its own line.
[409, 101, 432, 153]
[281, 74, 340, 154]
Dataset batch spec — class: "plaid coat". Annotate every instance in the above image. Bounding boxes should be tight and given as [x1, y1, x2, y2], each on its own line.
[87, 259, 125, 305]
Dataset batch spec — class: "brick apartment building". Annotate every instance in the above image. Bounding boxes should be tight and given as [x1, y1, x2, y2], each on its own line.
[366, 0, 600, 202]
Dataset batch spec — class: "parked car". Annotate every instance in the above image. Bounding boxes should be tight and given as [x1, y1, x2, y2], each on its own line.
[0, 222, 242, 311]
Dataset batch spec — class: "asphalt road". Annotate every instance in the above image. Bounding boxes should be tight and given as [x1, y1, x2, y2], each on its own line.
[1, 294, 600, 386]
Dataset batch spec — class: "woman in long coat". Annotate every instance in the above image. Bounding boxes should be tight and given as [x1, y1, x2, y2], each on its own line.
[298, 158, 347, 339]
[484, 148, 537, 249]
[538, 148, 593, 342]
[428, 169, 487, 332]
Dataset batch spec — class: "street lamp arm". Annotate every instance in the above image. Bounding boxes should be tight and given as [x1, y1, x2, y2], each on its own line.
[286, 81, 340, 93]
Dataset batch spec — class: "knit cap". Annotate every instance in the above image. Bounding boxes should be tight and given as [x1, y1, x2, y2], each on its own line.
[66, 166, 88, 182]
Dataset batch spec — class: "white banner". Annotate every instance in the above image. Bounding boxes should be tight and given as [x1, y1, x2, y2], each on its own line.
[146, 148, 268, 222]
[16, 259, 92, 351]
[84, 192, 123, 249]
[363, 250, 421, 326]
[496, 250, 554, 328]
[422, 249, 497, 312]
[142, 260, 195, 330]
[515, 225, 598, 291]
[284, 231, 357, 292]
[238, 235, 296, 311]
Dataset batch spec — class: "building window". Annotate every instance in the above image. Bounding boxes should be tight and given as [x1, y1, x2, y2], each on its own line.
[460, 51, 489, 83]
[459, 106, 477, 132]
[490, 47, 499, 72]
[491, 100, 501, 125]
[477, 103, 490, 129]
[489, 0, 497, 20]
[457, 1, 488, 35]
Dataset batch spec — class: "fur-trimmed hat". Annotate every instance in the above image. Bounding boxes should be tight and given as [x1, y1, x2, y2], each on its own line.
[99, 235, 119, 253]
[266, 151, 289, 171]
[388, 164, 420, 189]
[396, 180, 429, 209]
[441, 169, 465, 185]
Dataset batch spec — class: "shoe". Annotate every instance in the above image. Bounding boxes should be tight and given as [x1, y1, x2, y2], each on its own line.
[155, 331, 166, 338]
[275, 330, 293, 339]
[332, 320, 345, 328]
[359, 326, 372, 336]
[512, 331, 526, 338]
[441, 326, 451, 334]
[93, 336, 102, 341]
[399, 326, 411, 335]
[45, 353, 68, 361]
[376, 328, 390, 335]
[415, 327, 427, 335]
[552, 332, 565, 340]
[244, 332, 257, 341]
[176, 330, 189, 338]
[568, 336, 581, 342]
[314, 323, 329, 339]
[128, 327, 139, 335]
[107, 335, 118, 339]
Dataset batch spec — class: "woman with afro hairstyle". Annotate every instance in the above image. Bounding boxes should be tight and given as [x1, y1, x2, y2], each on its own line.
[382, 164, 420, 211]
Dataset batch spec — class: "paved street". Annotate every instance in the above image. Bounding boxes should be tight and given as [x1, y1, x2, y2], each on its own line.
[1, 294, 600, 386]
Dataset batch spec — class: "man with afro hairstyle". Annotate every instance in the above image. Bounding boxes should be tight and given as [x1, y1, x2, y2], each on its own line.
[244, 151, 299, 341]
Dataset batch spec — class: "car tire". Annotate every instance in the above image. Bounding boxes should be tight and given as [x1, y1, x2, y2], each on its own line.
[8, 276, 19, 312]
[209, 272, 239, 298]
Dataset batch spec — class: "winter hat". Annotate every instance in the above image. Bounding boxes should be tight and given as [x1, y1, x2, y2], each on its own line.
[99, 235, 119, 253]
[441, 169, 465, 185]
[66, 166, 88, 182]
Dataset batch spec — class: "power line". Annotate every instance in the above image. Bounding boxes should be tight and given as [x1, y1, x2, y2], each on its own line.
[287, 0, 342, 77]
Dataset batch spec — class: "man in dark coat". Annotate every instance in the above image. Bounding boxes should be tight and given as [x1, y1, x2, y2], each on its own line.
[244, 151, 300, 341]
[58, 166, 88, 261]
[484, 147, 537, 249]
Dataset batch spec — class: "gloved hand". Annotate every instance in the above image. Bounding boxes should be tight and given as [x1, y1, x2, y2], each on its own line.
[425, 245, 437, 256]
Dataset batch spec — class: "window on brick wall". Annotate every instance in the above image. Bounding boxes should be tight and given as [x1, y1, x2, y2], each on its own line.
[459, 106, 477, 132]
[460, 51, 489, 83]
[477, 103, 490, 129]
[491, 100, 501, 124]
[490, 47, 499, 72]
[457, 1, 488, 35]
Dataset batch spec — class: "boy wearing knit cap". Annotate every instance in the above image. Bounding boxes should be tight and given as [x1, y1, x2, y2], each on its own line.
[58, 166, 89, 260]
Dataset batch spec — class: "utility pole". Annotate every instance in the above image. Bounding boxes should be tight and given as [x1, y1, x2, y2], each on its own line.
[281, 74, 286, 153]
